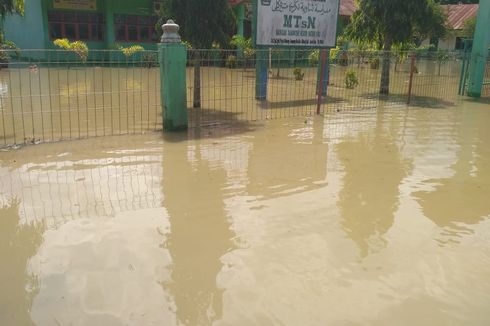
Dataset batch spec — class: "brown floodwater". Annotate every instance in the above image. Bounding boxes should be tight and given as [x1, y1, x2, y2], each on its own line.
[0, 99, 489, 325]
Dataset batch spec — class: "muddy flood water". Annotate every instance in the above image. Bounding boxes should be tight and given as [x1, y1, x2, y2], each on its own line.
[1, 100, 490, 325]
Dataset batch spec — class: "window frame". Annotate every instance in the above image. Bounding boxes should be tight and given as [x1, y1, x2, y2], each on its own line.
[48, 11, 106, 42]
[114, 14, 158, 43]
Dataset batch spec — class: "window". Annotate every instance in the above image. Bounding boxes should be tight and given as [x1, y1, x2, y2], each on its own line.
[429, 37, 439, 48]
[48, 11, 105, 41]
[114, 15, 159, 43]
[455, 37, 465, 50]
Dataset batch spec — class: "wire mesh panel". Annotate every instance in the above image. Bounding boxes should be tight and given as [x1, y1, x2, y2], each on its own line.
[0, 47, 466, 148]
[0, 49, 161, 148]
[410, 51, 462, 107]
[186, 49, 323, 128]
[185, 49, 464, 128]
[482, 56, 490, 98]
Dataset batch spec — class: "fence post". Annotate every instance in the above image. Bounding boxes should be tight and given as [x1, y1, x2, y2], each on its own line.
[159, 20, 188, 131]
[467, 0, 490, 98]
[316, 49, 328, 114]
[407, 53, 416, 105]
[255, 47, 269, 100]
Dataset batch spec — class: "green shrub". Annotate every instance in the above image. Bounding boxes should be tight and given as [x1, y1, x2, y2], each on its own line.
[230, 35, 253, 57]
[54, 38, 89, 62]
[309, 48, 341, 66]
[0, 40, 19, 68]
[108, 43, 121, 50]
[225, 55, 237, 69]
[345, 69, 359, 89]
[142, 52, 158, 68]
[330, 47, 340, 62]
[369, 57, 380, 69]
[308, 50, 319, 66]
[293, 67, 304, 81]
[120, 45, 144, 58]
[182, 41, 193, 50]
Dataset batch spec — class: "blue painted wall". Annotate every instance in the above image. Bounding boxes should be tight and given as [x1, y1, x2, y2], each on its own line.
[2, 0, 158, 52]
[3, 1, 46, 50]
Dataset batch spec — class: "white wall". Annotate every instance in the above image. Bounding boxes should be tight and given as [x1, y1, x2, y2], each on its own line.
[421, 35, 457, 50]
[438, 36, 457, 50]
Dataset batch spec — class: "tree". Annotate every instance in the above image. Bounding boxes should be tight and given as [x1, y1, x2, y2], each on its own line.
[463, 16, 477, 38]
[0, 0, 23, 18]
[345, 0, 446, 94]
[161, 0, 235, 108]
[0, 0, 23, 42]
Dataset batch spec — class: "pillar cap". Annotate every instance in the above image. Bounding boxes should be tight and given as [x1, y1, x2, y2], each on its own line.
[161, 19, 181, 43]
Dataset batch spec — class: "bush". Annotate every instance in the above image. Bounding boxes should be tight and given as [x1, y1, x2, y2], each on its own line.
[293, 67, 304, 81]
[54, 38, 89, 62]
[308, 50, 319, 66]
[330, 47, 340, 62]
[182, 41, 193, 50]
[345, 69, 359, 89]
[309, 49, 340, 66]
[120, 45, 145, 58]
[0, 40, 19, 68]
[369, 57, 380, 69]
[142, 52, 158, 68]
[225, 55, 237, 69]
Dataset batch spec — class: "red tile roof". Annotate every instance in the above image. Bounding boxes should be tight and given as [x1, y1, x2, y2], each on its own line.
[228, 0, 356, 17]
[228, 0, 245, 6]
[442, 4, 479, 30]
[339, 0, 356, 17]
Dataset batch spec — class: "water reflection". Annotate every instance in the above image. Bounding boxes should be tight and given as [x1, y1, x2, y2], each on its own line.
[162, 138, 235, 325]
[415, 108, 490, 230]
[246, 117, 327, 199]
[0, 198, 44, 326]
[0, 103, 489, 325]
[336, 110, 413, 256]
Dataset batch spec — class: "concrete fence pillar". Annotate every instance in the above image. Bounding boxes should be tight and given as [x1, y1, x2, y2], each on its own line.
[467, 0, 490, 98]
[159, 19, 188, 131]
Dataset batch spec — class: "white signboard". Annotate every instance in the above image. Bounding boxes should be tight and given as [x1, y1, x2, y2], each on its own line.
[256, 0, 340, 47]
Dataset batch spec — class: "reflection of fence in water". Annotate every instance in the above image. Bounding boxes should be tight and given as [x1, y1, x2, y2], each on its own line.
[0, 49, 464, 148]
[0, 152, 163, 228]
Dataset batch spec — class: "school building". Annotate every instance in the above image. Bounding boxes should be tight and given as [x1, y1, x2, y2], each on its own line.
[3, 0, 356, 52]
[3, 0, 164, 51]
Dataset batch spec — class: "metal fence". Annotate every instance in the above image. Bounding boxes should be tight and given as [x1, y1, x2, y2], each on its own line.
[0, 48, 464, 148]
[185, 48, 462, 127]
[0, 49, 161, 148]
[483, 57, 490, 97]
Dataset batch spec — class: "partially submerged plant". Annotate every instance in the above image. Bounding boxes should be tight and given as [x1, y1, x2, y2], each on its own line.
[345, 69, 359, 89]
[226, 55, 237, 69]
[293, 67, 304, 81]
[308, 50, 319, 66]
[0, 40, 20, 67]
[120, 45, 145, 58]
[369, 56, 380, 69]
[53, 38, 89, 62]
[230, 35, 255, 68]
